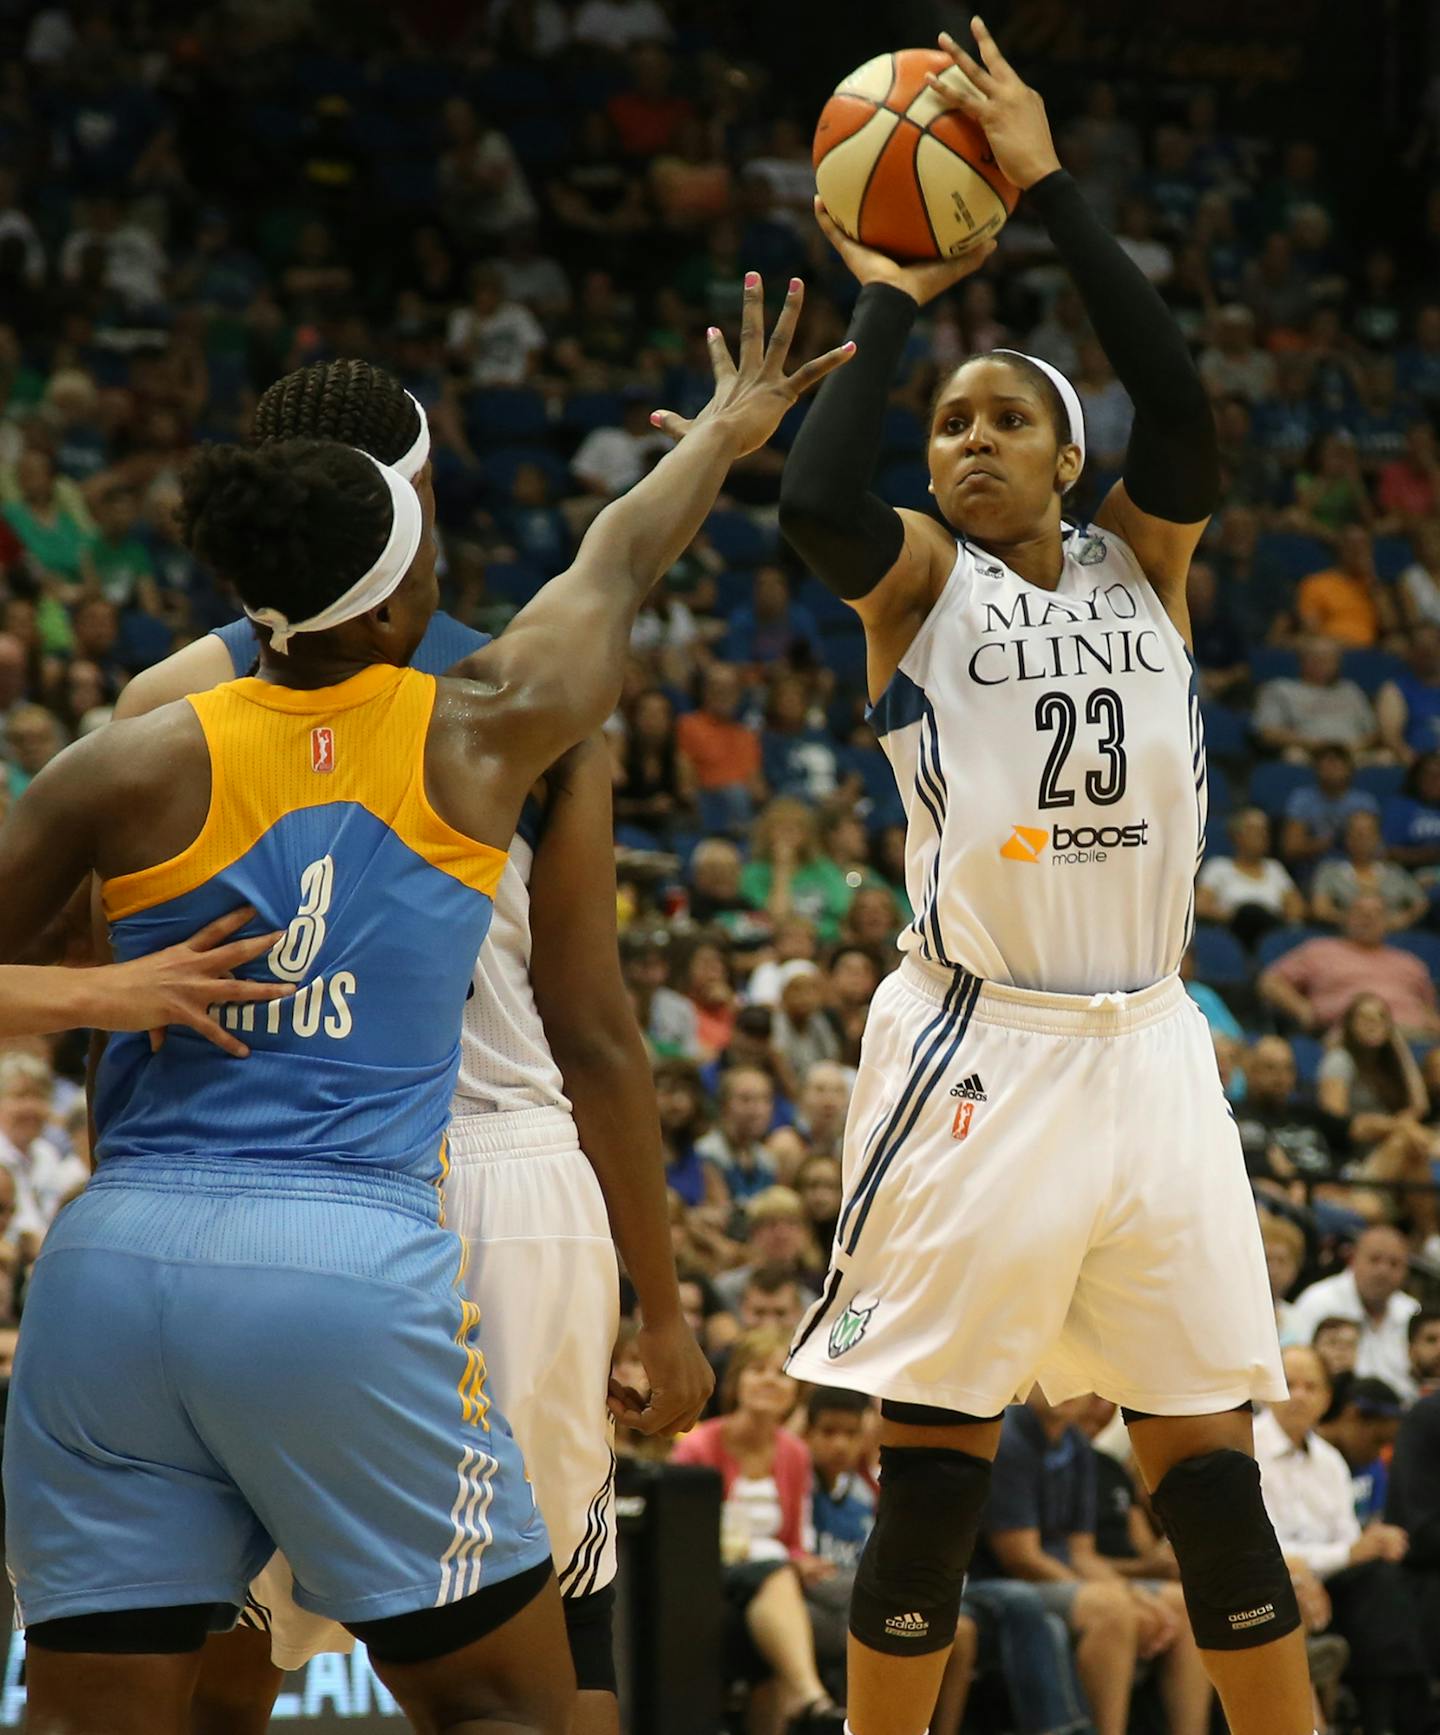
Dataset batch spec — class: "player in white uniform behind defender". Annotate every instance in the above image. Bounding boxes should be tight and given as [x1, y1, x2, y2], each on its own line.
[772, 25, 1314, 1735]
[113, 360, 717, 1735]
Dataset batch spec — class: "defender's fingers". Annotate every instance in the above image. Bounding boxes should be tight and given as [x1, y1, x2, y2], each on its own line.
[705, 323, 736, 382]
[208, 979, 296, 1004]
[738, 271, 765, 372]
[649, 409, 694, 441]
[182, 1011, 251, 1058]
[184, 906, 259, 952]
[764, 278, 805, 372]
[201, 932, 286, 973]
[787, 341, 856, 397]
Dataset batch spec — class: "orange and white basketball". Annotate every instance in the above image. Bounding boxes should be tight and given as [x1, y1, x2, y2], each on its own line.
[812, 48, 1020, 261]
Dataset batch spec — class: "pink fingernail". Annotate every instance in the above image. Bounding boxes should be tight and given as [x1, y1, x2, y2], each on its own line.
[789, 277, 802, 292]
[707, 326, 720, 338]
[844, 341, 857, 353]
[650, 411, 663, 426]
[745, 271, 759, 288]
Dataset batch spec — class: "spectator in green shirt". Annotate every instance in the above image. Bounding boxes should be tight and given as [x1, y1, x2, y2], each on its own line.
[87, 481, 160, 613]
[2, 448, 94, 592]
[740, 798, 858, 945]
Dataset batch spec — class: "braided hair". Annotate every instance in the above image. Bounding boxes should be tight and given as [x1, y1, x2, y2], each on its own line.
[252, 360, 421, 467]
[179, 439, 393, 626]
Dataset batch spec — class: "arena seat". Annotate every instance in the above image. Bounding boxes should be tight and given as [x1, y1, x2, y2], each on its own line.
[563, 392, 626, 435]
[465, 388, 550, 447]
[1256, 924, 1326, 971]
[1353, 763, 1406, 802]
[1248, 646, 1300, 686]
[1255, 532, 1332, 581]
[1249, 760, 1315, 815]
[1200, 703, 1250, 762]
[1190, 923, 1250, 988]
[705, 510, 774, 567]
[1392, 930, 1440, 977]
[1289, 1034, 1324, 1085]
[1342, 648, 1406, 694]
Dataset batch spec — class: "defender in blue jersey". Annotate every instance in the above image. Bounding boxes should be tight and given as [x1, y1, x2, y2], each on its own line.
[0, 279, 850, 1734]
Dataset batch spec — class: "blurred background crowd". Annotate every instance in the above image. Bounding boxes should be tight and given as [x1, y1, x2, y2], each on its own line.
[1, 1, 1439, 1731]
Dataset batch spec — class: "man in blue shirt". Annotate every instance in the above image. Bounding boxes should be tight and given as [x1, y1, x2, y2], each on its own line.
[976, 1391, 1215, 1735]
[1281, 743, 1379, 870]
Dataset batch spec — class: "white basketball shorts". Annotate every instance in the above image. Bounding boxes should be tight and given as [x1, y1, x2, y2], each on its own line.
[244, 1106, 620, 1670]
[788, 957, 1287, 1419]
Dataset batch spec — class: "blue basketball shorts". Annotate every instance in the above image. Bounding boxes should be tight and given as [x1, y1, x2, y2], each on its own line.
[4, 1156, 550, 1629]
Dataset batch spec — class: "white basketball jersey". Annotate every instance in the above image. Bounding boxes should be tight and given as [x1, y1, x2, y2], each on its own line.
[874, 526, 1205, 994]
[452, 825, 572, 1118]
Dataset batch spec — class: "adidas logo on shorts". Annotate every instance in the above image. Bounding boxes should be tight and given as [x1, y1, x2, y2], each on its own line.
[884, 1611, 930, 1640]
[949, 1074, 987, 1102]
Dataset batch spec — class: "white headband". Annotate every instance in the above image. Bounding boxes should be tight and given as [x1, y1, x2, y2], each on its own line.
[245, 452, 424, 655]
[394, 390, 430, 481]
[993, 349, 1086, 490]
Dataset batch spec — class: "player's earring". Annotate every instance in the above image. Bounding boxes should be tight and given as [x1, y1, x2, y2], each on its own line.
[927, 481, 936, 494]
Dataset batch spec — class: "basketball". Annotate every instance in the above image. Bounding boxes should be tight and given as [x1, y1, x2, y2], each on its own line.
[812, 48, 1020, 262]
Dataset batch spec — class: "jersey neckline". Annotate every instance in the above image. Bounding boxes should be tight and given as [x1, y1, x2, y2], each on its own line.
[227, 663, 409, 714]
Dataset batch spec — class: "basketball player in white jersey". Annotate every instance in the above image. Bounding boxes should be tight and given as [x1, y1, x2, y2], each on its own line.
[111, 361, 718, 1735]
[772, 23, 1313, 1735]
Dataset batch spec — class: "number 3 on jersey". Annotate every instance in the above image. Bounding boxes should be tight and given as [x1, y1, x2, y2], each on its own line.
[216, 854, 356, 1040]
[269, 854, 334, 982]
[1035, 688, 1127, 810]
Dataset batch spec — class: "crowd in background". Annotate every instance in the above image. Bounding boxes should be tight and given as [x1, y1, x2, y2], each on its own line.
[1, 2, 1439, 1732]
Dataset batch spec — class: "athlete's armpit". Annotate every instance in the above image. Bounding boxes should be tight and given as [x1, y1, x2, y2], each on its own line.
[852, 509, 958, 701]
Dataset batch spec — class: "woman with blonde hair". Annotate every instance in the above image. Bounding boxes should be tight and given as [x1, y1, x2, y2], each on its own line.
[741, 798, 857, 944]
[673, 1327, 844, 1733]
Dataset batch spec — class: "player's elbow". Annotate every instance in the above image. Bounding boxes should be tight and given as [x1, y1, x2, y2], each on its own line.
[544, 1002, 644, 1084]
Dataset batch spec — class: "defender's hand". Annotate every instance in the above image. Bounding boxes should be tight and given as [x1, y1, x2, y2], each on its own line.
[650, 274, 855, 455]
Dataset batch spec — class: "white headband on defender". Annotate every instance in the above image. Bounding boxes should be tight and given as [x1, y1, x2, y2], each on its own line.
[394, 390, 430, 481]
[993, 349, 1086, 489]
[245, 453, 423, 655]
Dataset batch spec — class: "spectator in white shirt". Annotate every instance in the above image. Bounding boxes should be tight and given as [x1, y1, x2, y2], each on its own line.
[1257, 1346, 1432, 1735]
[446, 266, 546, 388]
[1195, 807, 1303, 947]
[571, 390, 668, 499]
[58, 196, 168, 309]
[436, 100, 538, 243]
[572, 0, 672, 52]
[0, 168, 44, 287]
[1286, 1226, 1421, 1400]
[0, 1053, 87, 1244]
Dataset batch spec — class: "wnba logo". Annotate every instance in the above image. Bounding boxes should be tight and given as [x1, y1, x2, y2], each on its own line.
[311, 727, 336, 773]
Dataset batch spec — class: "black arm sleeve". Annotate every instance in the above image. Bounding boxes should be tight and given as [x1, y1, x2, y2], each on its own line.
[777, 282, 916, 599]
[1026, 170, 1218, 524]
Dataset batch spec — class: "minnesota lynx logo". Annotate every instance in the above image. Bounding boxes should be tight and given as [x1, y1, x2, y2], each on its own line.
[828, 1294, 879, 1359]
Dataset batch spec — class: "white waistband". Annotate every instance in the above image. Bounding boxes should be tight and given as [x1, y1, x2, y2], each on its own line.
[445, 1105, 582, 1164]
[899, 954, 1187, 1036]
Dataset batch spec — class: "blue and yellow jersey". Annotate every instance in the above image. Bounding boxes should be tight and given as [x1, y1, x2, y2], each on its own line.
[94, 663, 506, 1186]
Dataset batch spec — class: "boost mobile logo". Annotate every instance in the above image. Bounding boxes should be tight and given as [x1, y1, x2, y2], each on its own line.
[1001, 821, 1151, 865]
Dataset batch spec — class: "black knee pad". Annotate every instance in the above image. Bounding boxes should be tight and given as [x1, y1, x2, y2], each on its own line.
[563, 1583, 617, 1695]
[850, 1446, 991, 1658]
[349, 1558, 552, 1666]
[1150, 1449, 1301, 1651]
